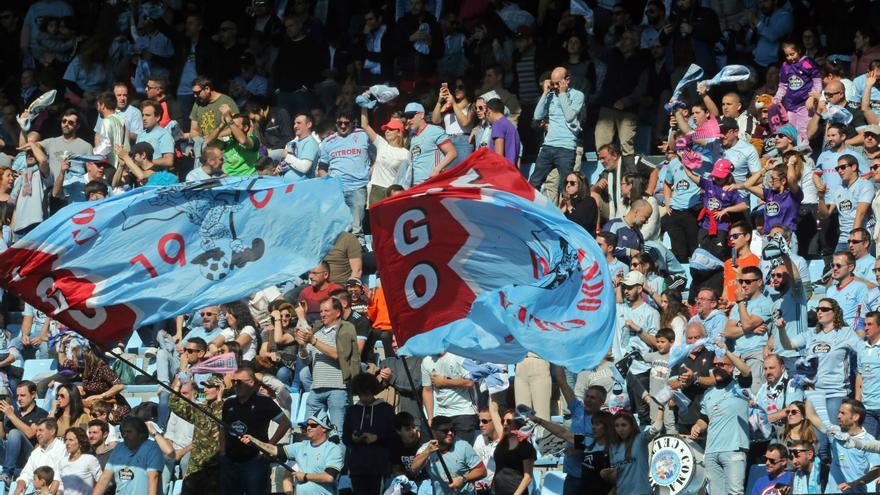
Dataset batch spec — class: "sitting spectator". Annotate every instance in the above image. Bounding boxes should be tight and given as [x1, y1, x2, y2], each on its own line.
[789, 439, 822, 493]
[779, 401, 818, 450]
[209, 302, 259, 364]
[0, 381, 48, 484]
[601, 199, 653, 265]
[560, 171, 598, 236]
[78, 348, 130, 423]
[51, 384, 89, 437]
[390, 412, 429, 484]
[92, 417, 164, 495]
[59, 427, 101, 495]
[12, 418, 64, 495]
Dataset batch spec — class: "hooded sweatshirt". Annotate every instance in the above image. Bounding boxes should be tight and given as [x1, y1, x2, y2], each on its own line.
[342, 397, 396, 475]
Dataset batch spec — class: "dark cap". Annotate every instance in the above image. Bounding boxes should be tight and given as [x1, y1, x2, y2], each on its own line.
[718, 117, 739, 132]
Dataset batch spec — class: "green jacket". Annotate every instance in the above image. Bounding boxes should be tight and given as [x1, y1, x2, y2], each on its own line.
[311, 319, 361, 384]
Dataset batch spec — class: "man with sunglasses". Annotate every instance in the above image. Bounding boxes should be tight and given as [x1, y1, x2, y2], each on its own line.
[818, 154, 874, 253]
[723, 265, 773, 392]
[614, 271, 660, 424]
[34, 109, 92, 179]
[411, 415, 487, 495]
[827, 251, 871, 327]
[317, 110, 370, 239]
[816, 124, 868, 200]
[786, 440, 822, 493]
[398, 102, 457, 186]
[848, 227, 877, 285]
[220, 367, 290, 495]
[807, 80, 867, 143]
[171, 375, 225, 492]
[767, 254, 809, 372]
[722, 221, 760, 307]
[857, 312, 880, 439]
[749, 444, 792, 495]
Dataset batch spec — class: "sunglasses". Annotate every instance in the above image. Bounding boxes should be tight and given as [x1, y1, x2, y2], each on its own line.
[764, 456, 784, 464]
[835, 164, 852, 172]
[831, 263, 850, 269]
[475, 106, 486, 111]
[737, 278, 759, 285]
[336, 120, 351, 126]
[184, 348, 200, 353]
[566, 180, 578, 186]
[816, 307, 833, 312]
[432, 427, 455, 434]
[305, 422, 321, 429]
[787, 409, 802, 415]
[728, 232, 745, 240]
[479, 419, 491, 424]
[789, 449, 809, 457]
[849, 238, 867, 244]
[824, 91, 841, 98]
[873, 268, 880, 274]
[61, 118, 78, 125]
[771, 272, 786, 279]
[200, 311, 215, 317]
[872, 164, 880, 171]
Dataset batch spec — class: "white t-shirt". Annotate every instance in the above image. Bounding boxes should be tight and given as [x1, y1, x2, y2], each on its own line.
[443, 108, 473, 136]
[421, 353, 478, 417]
[59, 454, 102, 495]
[220, 325, 258, 361]
[370, 136, 410, 188]
[472, 433, 498, 483]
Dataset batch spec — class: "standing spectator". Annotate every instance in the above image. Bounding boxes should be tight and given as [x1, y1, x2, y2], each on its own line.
[204, 107, 259, 177]
[318, 110, 371, 239]
[135, 100, 174, 168]
[661, 148, 702, 263]
[613, 271, 661, 425]
[244, 97, 292, 152]
[390, 412, 429, 483]
[486, 98, 520, 166]
[601, 199, 653, 265]
[858, 311, 880, 438]
[767, 256, 809, 371]
[342, 373, 395, 495]
[479, 66, 521, 124]
[145, 77, 182, 129]
[594, 31, 646, 156]
[789, 440, 822, 492]
[35, 109, 92, 179]
[513, 350, 552, 422]
[774, 41, 821, 141]
[697, 88, 757, 143]
[733, 164, 802, 234]
[421, 352, 478, 443]
[91, 417, 164, 495]
[431, 80, 474, 166]
[11, 418, 64, 495]
[807, 88, 868, 145]
[818, 154, 874, 253]
[398, 102, 456, 186]
[215, 20, 245, 84]
[597, 232, 630, 280]
[809, 399, 880, 493]
[669, 323, 715, 434]
[828, 250, 872, 327]
[717, 118, 761, 200]
[173, 375, 224, 493]
[219, 368, 290, 495]
[93, 83, 143, 144]
[470, 97, 492, 150]
[410, 415, 487, 495]
[749, 444, 792, 495]
[601, 411, 661, 494]
[852, 26, 880, 78]
[814, 124, 867, 199]
[279, 113, 320, 181]
[659, 289, 689, 346]
[359, 8, 393, 84]
[723, 266, 773, 392]
[721, 222, 760, 306]
[0, 381, 47, 484]
[689, 343, 752, 495]
[298, 298, 360, 432]
[749, 0, 794, 70]
[322, 232, 363, 285]
[298, 263, 343, 322]
[593, 144, 658, 225]
[173, 15, 220, 121]
[777, 298, 862, 442]
[92, 91, 128, 169]
[472, 402, 502, 490]
[755, 355, 803, 437]
[58, 427, 101, 495]
[531, 68, 584, 198]
[850, 228, 876, 283]
[188, 76, 238, 145]
[689, 288, 729, 345]
[242, 410, 343, 495]
[778, 401, 817, 449]
[360, 109, 409, 204]
[560, 171, 598, 235]
[490, 410, 536, 495]
[394, 0, 444, 89]
[274, 16, 327, 116]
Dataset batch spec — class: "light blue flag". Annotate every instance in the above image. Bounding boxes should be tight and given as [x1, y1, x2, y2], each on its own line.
[370, 149, 617, 372]
[700, 65, 751, 88]
[0, 176, 351, 346]
[665, 64, 704, 112]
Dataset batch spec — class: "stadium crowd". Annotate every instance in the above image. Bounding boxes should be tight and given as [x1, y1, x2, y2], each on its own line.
[4, 0, 880, 495]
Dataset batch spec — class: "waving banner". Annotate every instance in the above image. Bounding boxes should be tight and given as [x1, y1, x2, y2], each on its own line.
[369, 149, 616, 371]
[0, 176, 350, 346]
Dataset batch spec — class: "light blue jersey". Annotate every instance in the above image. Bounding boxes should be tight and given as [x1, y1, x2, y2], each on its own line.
[609, 430, 652, 495]
[790, 327, 863, 398]
[563, 398, 592, 478]
[533, 89, 584, 150]
[417, 439, 482, 495]
[770, 282, 808, 359]
[832, 279, 871, 327]
[319, 130, 370, 191]
[689, 310, 728, 346]
[664, 157, 701, 210]
[828, 430, 880, 493]
[283, 439, 344, 495]
[701, 382, 751, 454]
[724, 140, 761, 198]
[755, 371, 803, 418]
[136, 126, 174, 160]
[832, 177, 874, 245]
[401, 123, 450, 187]
[859, 340, 880, 409]
[614, 302, 660, 375]
[106, 439, 165, 495]
[818, 148, 868, 197]
[728, 294, 774, 354]
[285, 134, 321, 180]
[855, 254, 876, 282]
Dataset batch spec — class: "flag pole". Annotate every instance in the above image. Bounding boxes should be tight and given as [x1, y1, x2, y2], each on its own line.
[399, 355, 454, 483]
[108, 350, 294, 472]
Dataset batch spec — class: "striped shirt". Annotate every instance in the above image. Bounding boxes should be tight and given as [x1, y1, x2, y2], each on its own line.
[308, 324, 344, 390]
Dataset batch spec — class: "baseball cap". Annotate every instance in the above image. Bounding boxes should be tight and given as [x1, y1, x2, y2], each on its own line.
[711, 158, 733, 179]
[863, 124, 880, 137]
[718, 117, 739, 133]
[204, 375, 224, 388]
[622, 271, 646, 286]
[381, 119, 405, 132]
[403, 102, 425, 116]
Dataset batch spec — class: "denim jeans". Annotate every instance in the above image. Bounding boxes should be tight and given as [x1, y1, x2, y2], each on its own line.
[529, 146, 575, 199]
[0, 429, 33, 475]
[449, 134, 473, 168]
[817, 395, 845, 459]
[704, 450, 746, 495]
[293, 357, 313, 392]
[9, 336, 49, 360]
[218, 455, 270, 495]
[864, 409, 880, 439]
[305, 387, 349, 434]
[344, 187, 367, 239]
[276, 366, 294, 386]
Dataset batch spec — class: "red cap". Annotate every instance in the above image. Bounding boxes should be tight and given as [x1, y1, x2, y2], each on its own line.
[711, 159, 733, 179]
[381, 119, 405, 132]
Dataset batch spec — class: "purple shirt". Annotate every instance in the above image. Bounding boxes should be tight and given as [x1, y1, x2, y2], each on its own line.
[490, 116, 520, 165]
[762, 187, 802, 232]
[698, 177, 743, 232]
[778, 57, 821, 110]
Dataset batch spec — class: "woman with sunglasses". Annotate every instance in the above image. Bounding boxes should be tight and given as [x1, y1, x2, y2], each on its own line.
[209, 301, 259, 365]
[361, 106, 410, 204]
[260, 302, 300, 386]
[776, 298, 863, 439]
[779, 401, 818, 450]
[53, 383, 90, 437]
[490, 410, 536, 495]
[560, 171, 598, 235]
[432, 79, 475, 167]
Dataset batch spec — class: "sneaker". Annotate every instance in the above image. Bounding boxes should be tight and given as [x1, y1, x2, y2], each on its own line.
[143, 346, 158, 359]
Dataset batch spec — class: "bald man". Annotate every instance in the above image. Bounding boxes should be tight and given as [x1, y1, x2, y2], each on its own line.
[601, 198, 652, 264]
[697, 82, 756, 142]
[531, 67, 585, 201]
[807, 80, 868, 144]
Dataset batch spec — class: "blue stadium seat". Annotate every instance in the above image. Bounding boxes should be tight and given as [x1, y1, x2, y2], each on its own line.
[169, 479, 183, 495]
[289, 391, 301, 422]
[295, 392, 310, 424]
[22, 359, 56, 381]
[126, 396, 144, 409]
[125, 384, 160, 395]
[540, 471, 565, 495]
[745, 463, 766, 495]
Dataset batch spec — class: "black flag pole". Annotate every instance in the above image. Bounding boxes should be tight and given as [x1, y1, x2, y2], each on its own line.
[108, 350, 294, 472]
[399, 354, 454, 483]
